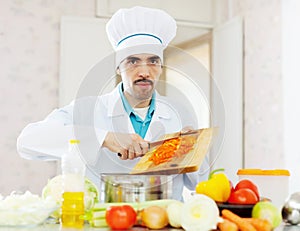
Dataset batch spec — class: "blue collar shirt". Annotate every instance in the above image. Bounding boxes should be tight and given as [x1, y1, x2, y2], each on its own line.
[118, 83, 155, 138]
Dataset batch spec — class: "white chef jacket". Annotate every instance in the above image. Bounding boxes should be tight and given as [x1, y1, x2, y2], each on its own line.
[17, 85, 209, 201]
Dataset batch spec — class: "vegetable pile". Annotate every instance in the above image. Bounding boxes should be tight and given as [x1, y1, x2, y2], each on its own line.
[195, 169, 283, 230]
[35, 169, 282, 230]
[82, 168, 283, 230]
[86, 195, 221, 231]
[196, 169, 260, 205]
[85, 199, 173, 228]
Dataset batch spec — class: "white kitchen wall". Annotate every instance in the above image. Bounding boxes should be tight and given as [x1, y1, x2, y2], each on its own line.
[230, 0, 284, 169]
[0, 0, 95, 195]
[230, 0, 300, 194]
[282, 0, 300, 194]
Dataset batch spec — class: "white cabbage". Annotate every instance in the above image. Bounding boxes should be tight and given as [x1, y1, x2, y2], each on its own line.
[42, 175, 99, 218]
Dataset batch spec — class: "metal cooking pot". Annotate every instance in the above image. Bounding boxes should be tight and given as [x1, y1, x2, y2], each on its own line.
[100, 173, 173, 203]
[282, 192, 300, 225]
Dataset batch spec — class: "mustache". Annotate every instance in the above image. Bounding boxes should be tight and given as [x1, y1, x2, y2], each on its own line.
[134, 78, 154, 85]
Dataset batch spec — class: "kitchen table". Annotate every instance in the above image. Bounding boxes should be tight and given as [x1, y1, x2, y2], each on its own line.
[0, 224, 299, 231]
[0, 224, 181, 231]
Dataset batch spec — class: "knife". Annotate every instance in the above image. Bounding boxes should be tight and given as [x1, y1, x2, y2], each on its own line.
[147, 129, 201, 149]
[117, 129, 202, 157]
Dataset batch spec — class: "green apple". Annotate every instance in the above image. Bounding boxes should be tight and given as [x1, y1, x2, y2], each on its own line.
[252, 201, 282, 228]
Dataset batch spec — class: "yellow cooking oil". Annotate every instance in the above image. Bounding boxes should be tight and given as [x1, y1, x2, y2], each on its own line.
[61, 191, 84, 228]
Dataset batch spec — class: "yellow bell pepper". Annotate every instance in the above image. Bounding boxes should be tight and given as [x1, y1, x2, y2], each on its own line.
[195, 168, 231, 202]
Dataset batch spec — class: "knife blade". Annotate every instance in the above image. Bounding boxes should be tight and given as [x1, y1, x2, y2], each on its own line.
[147, 129, 201, 149]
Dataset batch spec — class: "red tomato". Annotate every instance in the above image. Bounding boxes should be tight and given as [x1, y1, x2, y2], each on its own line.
[105, 205, 137, 230]
[235, 179, 260, 199]
[228, 188, 259, 204]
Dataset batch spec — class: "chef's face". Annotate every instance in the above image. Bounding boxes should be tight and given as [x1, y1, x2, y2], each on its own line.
[118, 54, 162, 101]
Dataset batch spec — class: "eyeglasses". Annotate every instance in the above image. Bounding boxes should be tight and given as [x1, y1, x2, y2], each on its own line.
[119, 57, 162, 71]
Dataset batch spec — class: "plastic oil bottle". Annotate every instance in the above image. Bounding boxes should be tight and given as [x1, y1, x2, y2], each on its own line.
[61, 139, 86, 228]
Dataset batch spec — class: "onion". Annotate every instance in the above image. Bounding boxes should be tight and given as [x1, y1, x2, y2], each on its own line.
[166, 200, 183, 228]
[141, 206, 169, 229]
[181, 194, 221, 231]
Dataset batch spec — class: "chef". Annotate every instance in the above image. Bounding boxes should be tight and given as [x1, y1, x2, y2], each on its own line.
[17, 6, 209, 201]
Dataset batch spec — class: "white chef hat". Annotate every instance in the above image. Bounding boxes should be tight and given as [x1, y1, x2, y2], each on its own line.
[106, 6, 177, 69]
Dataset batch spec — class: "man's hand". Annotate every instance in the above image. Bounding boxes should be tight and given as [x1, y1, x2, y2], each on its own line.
[102, 132, 149, 160]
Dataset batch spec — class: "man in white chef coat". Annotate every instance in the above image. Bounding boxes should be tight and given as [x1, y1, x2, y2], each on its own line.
[17, 6, 209, 201]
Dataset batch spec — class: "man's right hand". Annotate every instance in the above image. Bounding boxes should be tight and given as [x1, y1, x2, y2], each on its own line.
[102, 132, 149, 160]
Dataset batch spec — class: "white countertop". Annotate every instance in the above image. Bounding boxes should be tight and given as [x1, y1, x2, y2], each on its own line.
[0, 224, 299, 231]
[0, 224, 181, 231]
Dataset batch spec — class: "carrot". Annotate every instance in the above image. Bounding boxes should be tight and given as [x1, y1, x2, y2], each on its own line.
[221, 209, 257, 231]
[148, 138, 180, 164]
[148, 136, 196, 165]
[243, 218, 273, 231]
[218, 218, 239, 231]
